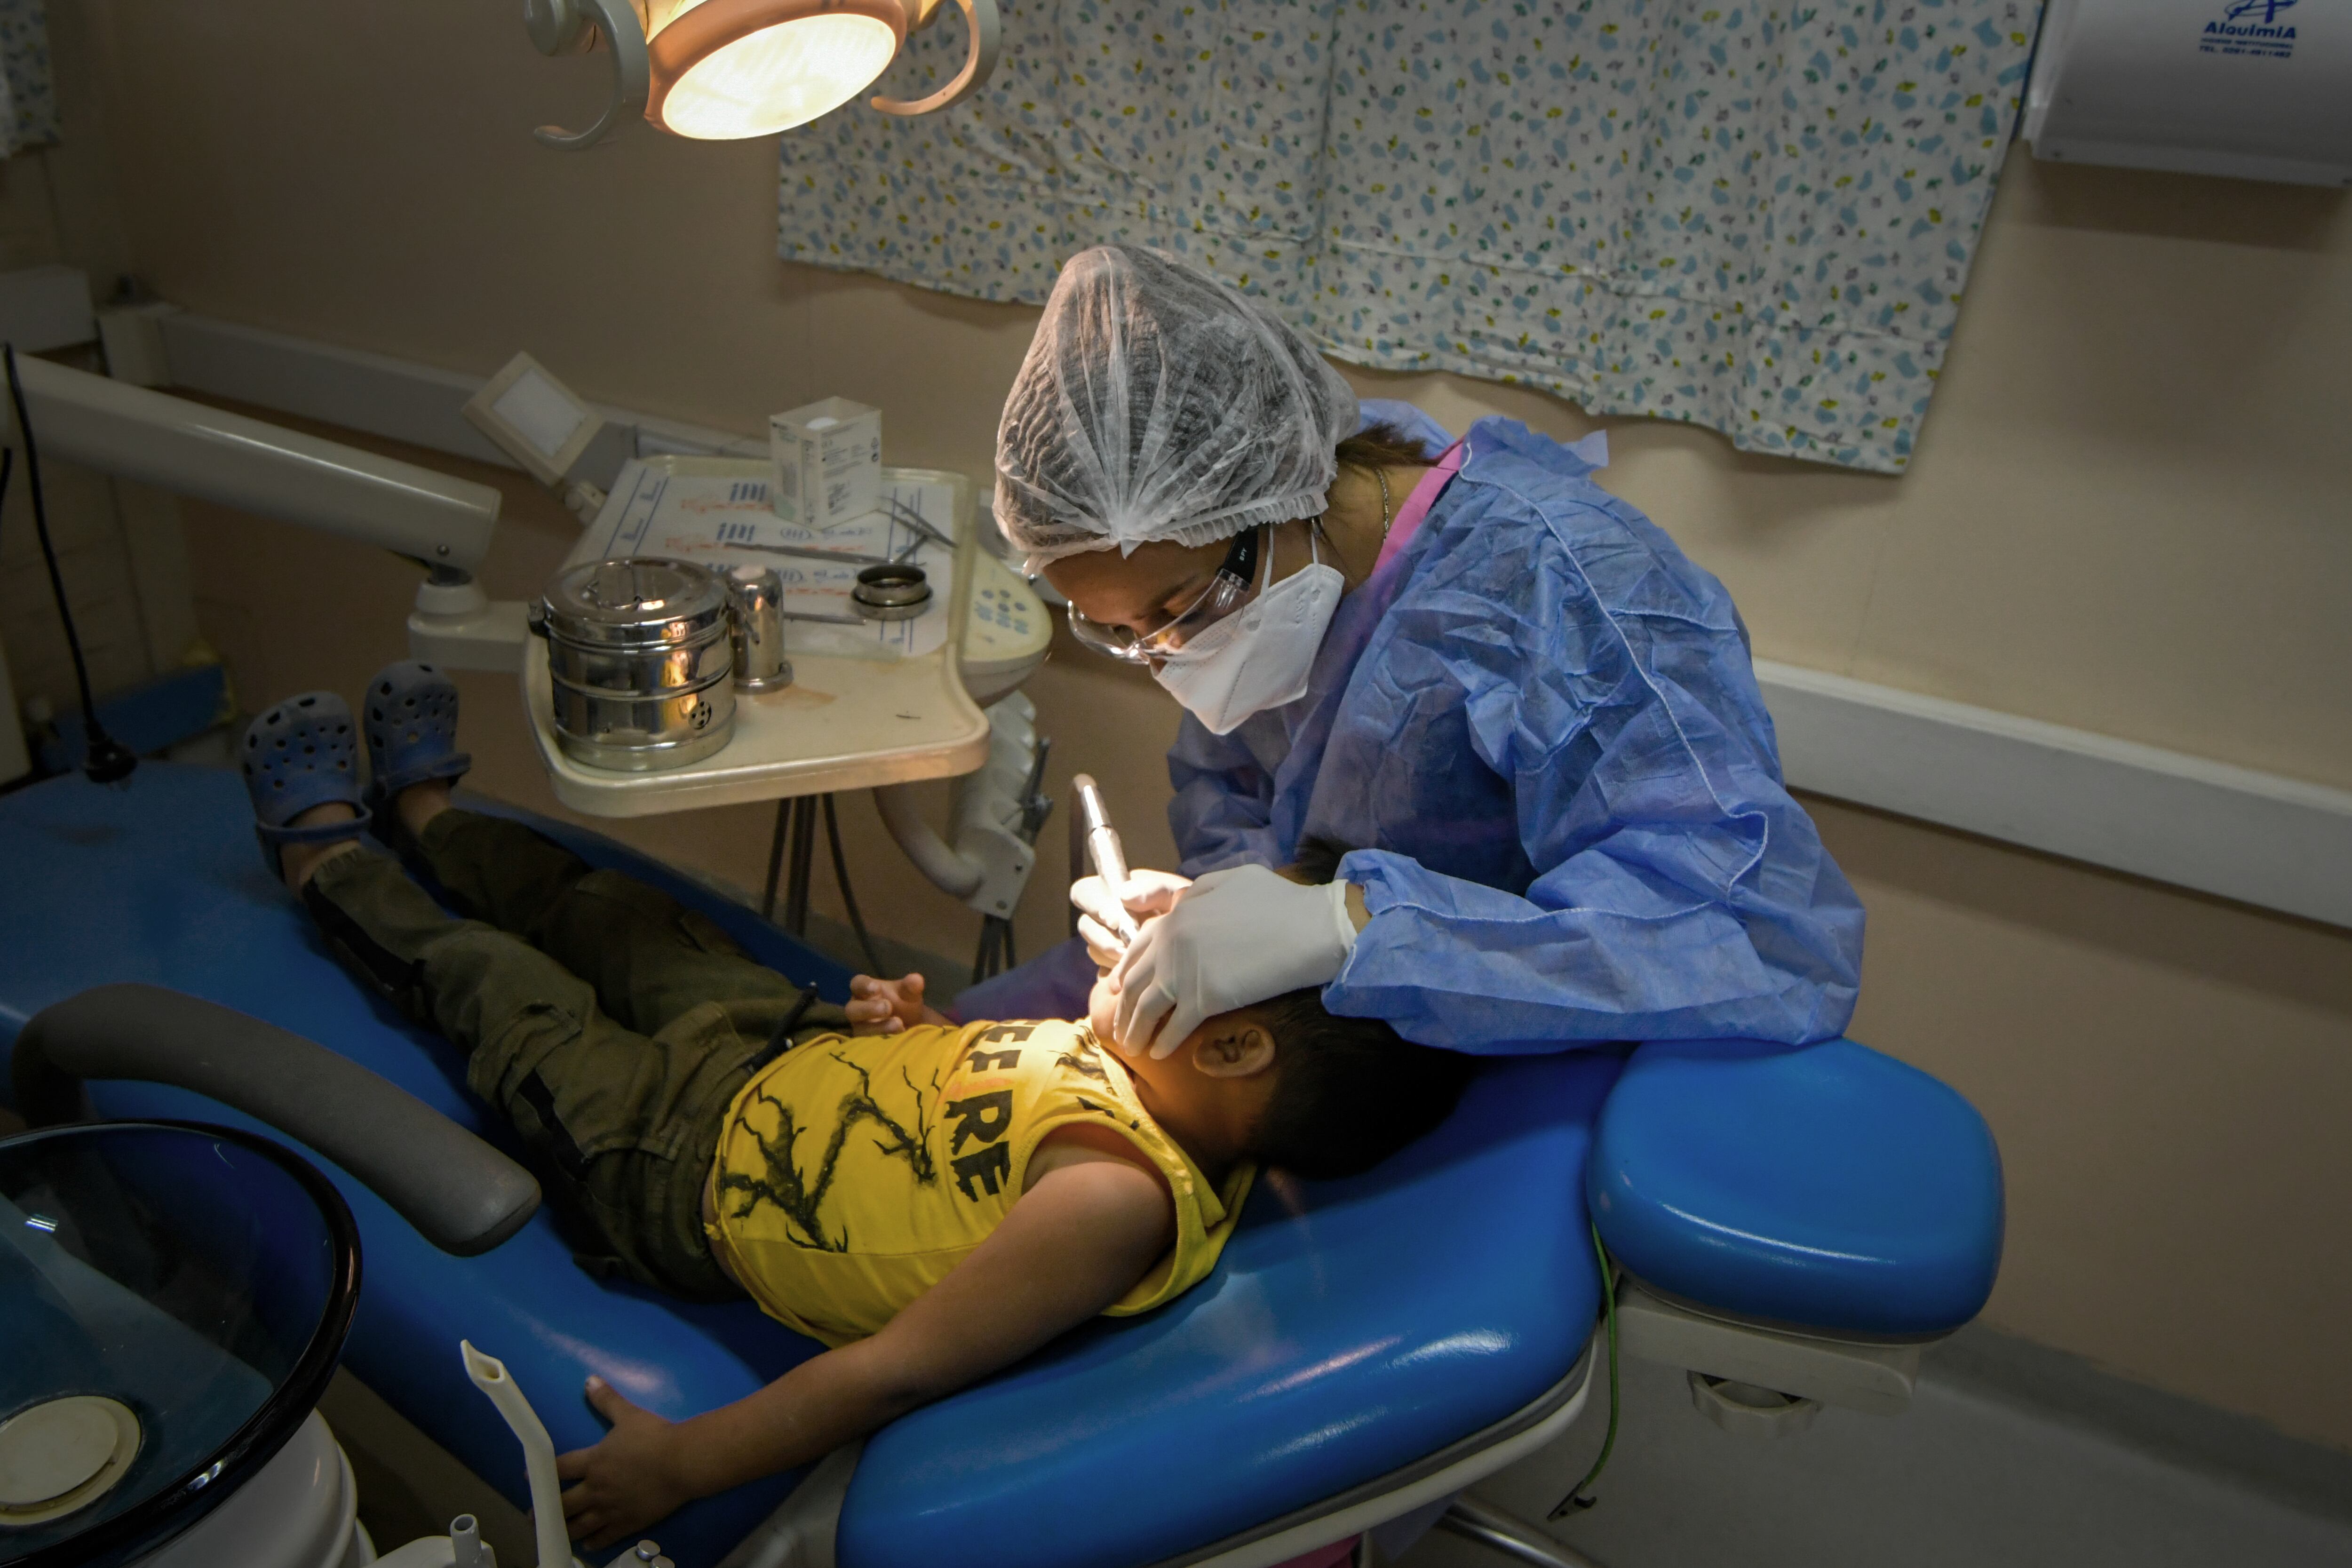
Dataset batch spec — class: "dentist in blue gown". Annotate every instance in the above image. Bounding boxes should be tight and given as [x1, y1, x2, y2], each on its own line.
[955, 243, 1865, 1062]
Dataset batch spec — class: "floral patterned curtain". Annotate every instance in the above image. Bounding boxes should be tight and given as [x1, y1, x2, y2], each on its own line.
[0, 0, 55, 158]
[779, 0, 2041, 474]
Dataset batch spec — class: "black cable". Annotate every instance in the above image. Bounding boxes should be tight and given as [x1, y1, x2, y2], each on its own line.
[1549, 1220, 1621, 1518]
[971, 915, 1017, 983]
[1001, 917, 1017, 971]
[784, 797, 817, 937]
[761, 797, 788, 921]
[4, 345, 136, 784]
[820, 792, 885, 976]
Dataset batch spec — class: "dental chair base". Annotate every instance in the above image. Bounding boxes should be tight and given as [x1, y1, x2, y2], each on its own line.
[1433, 1497, 1603, 1568]
[1616, 1281, 1925, 1422]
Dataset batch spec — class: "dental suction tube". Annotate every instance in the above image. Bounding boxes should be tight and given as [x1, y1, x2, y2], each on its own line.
[1072, 773, 1139, 942]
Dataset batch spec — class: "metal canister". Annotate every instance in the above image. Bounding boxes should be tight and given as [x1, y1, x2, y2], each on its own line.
[530, 556, 736, 772]
[726, 564, 793, 692]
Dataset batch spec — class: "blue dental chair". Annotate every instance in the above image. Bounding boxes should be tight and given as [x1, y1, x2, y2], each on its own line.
[0, 764, 2002, 1568]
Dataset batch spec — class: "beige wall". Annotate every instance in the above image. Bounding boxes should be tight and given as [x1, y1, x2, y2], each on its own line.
[45, 0, 2352, 1451]
[0, 24, 149, 715]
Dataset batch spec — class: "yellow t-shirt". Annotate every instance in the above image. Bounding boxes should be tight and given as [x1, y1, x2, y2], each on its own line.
[705, 1019, 1254, 1348]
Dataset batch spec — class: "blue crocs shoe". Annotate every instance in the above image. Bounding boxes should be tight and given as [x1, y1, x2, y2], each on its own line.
[361, 660, 471, 836]
[240, 692, 368, 877]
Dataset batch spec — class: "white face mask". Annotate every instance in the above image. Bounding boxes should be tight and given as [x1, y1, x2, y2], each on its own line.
[1152, 530, 1343, 735]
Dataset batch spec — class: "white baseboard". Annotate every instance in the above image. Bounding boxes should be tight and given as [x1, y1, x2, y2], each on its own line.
[147, 311, 2352, 930]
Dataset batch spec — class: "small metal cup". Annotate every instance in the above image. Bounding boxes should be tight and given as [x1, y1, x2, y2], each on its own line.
[727, 564, 794, 692]
[850, 561, 932, 621]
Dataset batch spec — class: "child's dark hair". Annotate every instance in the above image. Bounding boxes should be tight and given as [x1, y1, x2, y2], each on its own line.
[1243, 989, 1472, 1178]
[1242, 836, 1474, 1179]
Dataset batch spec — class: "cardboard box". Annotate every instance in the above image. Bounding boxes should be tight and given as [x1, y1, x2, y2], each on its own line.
[770, 397, 881, 529]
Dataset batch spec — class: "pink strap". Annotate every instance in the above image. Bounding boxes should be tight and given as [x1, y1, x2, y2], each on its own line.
[1372, 441, 1466, 574]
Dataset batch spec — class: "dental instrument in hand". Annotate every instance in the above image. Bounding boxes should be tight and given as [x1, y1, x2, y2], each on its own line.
[1073, 773, 1140, 944]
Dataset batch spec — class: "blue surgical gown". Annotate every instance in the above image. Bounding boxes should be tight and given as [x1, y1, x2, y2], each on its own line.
[1166, 408, 1864, 1054]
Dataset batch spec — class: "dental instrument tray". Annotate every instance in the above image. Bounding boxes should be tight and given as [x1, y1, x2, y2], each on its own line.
[521, 458, 1050, 817]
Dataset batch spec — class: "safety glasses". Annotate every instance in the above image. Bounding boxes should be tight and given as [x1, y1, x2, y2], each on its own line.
[1063, 526, 1263, 663]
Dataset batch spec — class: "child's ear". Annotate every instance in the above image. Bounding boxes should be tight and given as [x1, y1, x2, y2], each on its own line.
[1191, 1020, 1277, 1079]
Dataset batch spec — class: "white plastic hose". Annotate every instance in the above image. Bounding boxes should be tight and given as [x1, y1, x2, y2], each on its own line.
[461, 1342, 575, 1568]
[873, 782, 986, 899]
[452, 1514, 490, 1568]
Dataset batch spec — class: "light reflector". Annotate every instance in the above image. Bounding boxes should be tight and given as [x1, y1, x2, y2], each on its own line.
[649, 1, 905, 139]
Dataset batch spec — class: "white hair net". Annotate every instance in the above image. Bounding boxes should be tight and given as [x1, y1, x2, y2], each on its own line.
[994, 245, 1359, 568]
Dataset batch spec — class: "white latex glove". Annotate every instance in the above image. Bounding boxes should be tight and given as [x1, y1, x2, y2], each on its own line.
[1071, 868, 1193, 968]
[1109, 864, 1357, 1058]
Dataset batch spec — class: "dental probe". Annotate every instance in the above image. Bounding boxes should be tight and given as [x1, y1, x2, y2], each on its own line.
[884, 494, 957, 560]
[1072, 773, 1140, 943]
[732, 539, 895, 568]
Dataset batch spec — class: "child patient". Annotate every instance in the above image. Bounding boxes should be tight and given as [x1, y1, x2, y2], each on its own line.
[241, 662, 1472, 1550]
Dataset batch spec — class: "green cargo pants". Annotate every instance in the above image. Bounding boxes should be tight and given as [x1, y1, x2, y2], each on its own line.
[302, 809, 851, 1298]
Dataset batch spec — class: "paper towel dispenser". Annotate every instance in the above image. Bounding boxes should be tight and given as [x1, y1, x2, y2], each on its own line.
[2023, 0, 2352, 188]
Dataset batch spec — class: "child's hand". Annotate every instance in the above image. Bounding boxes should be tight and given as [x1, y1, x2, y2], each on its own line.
[557, 1376, 696, 1550]
[847, 972, 949, 1035]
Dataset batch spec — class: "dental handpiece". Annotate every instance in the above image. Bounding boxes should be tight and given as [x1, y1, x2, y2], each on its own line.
[1072, 773, 1140, 943]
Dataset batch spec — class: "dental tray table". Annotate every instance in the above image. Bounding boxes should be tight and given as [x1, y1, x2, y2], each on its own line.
[526, 460, 1051, 818]
[0, 765, 2002, 1568]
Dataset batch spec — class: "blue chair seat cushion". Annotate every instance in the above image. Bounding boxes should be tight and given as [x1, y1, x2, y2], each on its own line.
[1587, 1037, 2003, 1338]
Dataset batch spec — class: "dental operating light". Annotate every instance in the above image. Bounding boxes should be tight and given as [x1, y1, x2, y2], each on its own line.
[524, 0, 1000, 149]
